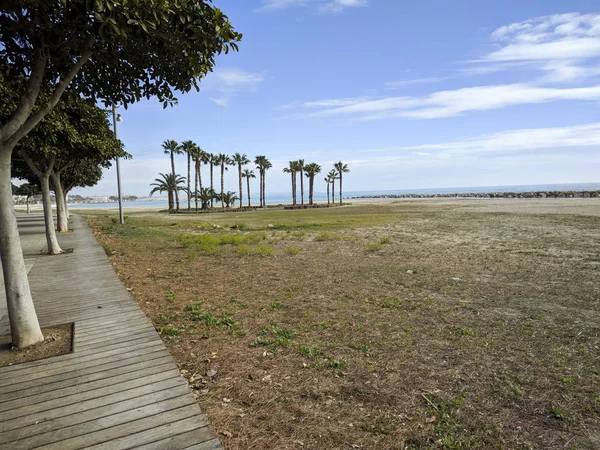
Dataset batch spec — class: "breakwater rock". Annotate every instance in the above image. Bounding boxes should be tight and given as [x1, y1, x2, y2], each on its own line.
[350, 190, 600, 200]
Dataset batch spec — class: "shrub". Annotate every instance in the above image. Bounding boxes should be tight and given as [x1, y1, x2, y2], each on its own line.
[287, 246, 301, 256]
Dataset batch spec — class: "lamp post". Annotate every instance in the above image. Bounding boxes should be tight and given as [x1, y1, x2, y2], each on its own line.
[112, 105, 124, 225]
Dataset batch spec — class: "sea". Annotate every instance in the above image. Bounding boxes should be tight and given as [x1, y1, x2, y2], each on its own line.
[69, 182, 600, 209]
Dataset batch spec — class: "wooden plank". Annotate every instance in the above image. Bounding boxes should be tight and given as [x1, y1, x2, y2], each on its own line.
[36, 407, 203, 450]
[3, 393, 196, 449]
[135, 429, 222, 450]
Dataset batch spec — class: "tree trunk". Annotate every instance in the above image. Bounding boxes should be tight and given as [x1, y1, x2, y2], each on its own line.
[0, 147, 44, 348]
[220, 164, 225, 210]
[168, 190, 174, 211]
[339, 173, 343, 205]
[309, 176, 314, 205]
[40, 173, 63, 254]
[327, 182, 330, 206]
[26, 195, 31, 214]
[63, 190, 70, 219]
[171, 152, 179, 211]
[198, 160, 203, 191]
[332, 180, 335, 207]
[300, 170, 304, 206]
[210, 165, 214, 208]
[238, 165, 243, 209]
[261, 171, 265, 208]
[194, 159, 199, 211]
[51, 171, 68, 232]
[246, 176, 251, 207]
[187, 153, 191, 210]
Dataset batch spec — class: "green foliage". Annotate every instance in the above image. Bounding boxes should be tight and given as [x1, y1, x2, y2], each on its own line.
[380, 236, 392, 245]
[286, 246, 301, 255]
[270, 301, 287, 309]
[159, 326, 182, 338]
[299, 345, 322, 359]
[551, 405, 565, 419]
[315, 232, 340, 241]
[366, 243, 383, 252]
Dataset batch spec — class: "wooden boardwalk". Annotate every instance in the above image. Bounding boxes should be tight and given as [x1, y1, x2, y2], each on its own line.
[0, 214, 222, 450]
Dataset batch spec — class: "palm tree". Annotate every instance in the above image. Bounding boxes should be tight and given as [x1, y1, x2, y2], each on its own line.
[282, 161, 298, 206]
[232, 152, 250, 209]
[208, 153, 218, 208]
[215, 153, 233, 209]
[333, 161, 350, 205]
[304, 163, 321, 206]
[325, 176, 331, 206]
[221, 191, 239, 208]
[327, 169, 338, 207]
[149, 173, 186, 211]
[180, 140, 196, 211]
[254, 156, 272, 208]
[189, 144, 204, 211]
[197, 187, 216, 210]
[242, 168, 256, 207]
[297, 159, 305, 207]
[162, 140, 183, 211]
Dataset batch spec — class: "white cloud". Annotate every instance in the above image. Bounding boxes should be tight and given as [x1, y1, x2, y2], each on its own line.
[210, 97, 229, 107]
[291, 83, 600, 120]
[211, 68, 266, 93]
[385, 77, 446, 89]
[471, 13, 600, 83]
[365, 123, 600, 156]
[257, 0, 367, 13]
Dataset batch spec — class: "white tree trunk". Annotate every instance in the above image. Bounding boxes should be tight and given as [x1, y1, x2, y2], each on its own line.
[40, 174, 63, 254]
[26, 197, 31, 214]
[64, 191, 70, 219]
[0, 148, 44, 348]
[50, 172, 68, 232]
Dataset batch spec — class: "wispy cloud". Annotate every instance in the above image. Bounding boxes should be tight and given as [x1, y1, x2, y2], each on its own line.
[385, 77, 446, 89]
[469, 13, 600, 83]
[289, 84, 600, 120]
[364, 123, 600, 156]
[210, 68, 266, 93]
[210, 97, 229, 107]
[257, 0, 367, 13]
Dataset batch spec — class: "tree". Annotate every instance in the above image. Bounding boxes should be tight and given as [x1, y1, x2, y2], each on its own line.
[232, 152, 250, 209]
[215, 153, 233, 210]
[180, 140, 197, 211]
[333, 161, 350, 205]
[297, 159, 305, 207]
[189, 144, 201, 211]
[15, 183, 39, 214]
[254, 156, 272, 208]
[162, 140, 182, 211]
[220, 191, 239, 208]
[327, 170, 338, 207]
[283, 161, 298, 206]
[0, 1, 240, 348]
[149, 173, 186, 210]
[242, 169, 256, 207]
[61, 159, 106, 219]
[325, 176, 331, 206]
[197, 187, 216, 210]
[304, 163, 321, 206]
[208, 153, 219, 208]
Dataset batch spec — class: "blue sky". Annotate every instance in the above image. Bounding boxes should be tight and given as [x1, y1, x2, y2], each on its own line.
[84, 0, 600, 197]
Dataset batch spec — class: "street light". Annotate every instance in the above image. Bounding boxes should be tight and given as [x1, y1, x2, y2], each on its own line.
[112, 105, 124, 225]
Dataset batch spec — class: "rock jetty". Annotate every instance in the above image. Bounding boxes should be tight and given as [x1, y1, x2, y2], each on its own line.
[350, 190, 599, 200]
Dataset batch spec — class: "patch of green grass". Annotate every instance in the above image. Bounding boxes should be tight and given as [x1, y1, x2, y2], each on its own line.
[159, 326, 182, 338]
[251, 337, 274, 347]
[450, 325, 475, 336]
[315, 232, 340, 241]
[270, 301, 287, 309]
[379, 236, 392, 245]
[551, 405, 565, 419]
[298, 345, 322, 359]
[366, 243, 383, 252]
[165, 290, 176, 303]
[254, 244, 274, 257]
[286, 246, 301, 256]
[369, 296, 403, 308]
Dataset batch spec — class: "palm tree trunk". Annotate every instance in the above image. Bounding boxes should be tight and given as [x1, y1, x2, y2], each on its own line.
[238, 165, 243, 209]
[220, 164, 225, 210]
[187, 153, 191, 210]
[262, 171, 266, 208]
[332, 180, 335, 207]
[326, 182, 330, 206]
[171, 151, 180, 212]
[210, 165, 214, 208]
[339, 173, 342, 205]
[246, 176, 251, 207]
[300, 170, 304, 207]
[309, 176, 314, 205]
[194, 159, 199, 211]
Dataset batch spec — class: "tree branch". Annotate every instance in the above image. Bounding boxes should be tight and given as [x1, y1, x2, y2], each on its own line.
[7, 33, 97, 148]
[0, 50, 47, 145]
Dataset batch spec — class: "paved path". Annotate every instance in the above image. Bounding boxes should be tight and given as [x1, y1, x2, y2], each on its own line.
[0, 214, 222, 450]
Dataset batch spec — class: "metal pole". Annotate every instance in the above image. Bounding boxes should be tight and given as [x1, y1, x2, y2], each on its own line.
[112, 105, 124, 225]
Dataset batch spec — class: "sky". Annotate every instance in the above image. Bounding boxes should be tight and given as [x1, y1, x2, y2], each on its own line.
[80, 0, 600, 197]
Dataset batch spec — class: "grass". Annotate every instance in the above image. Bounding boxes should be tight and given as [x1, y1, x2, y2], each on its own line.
[85, 200, 600, 449]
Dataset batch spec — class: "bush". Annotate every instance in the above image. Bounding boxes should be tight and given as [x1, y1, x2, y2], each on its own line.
[287, 246, 301, 256]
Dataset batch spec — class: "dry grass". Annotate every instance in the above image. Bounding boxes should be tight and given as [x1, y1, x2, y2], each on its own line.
[84, 200, 600, 449]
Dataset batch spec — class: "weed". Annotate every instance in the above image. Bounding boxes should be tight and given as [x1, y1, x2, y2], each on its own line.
[379, 236, 392, 245]
[299, 345, 321, 359]
[270, 301, 287, 309]
[160, 326, 182, 338]
[450, 325, 475, 336]
[165, 290, 176, 303]
[366, 243, 383, 252]
[251, 337, 274, 347]
[551, 405, 565, 419]
[254, 244, 274, 257]
[286, 246, 301, 256]
[315, 232, 339, 241]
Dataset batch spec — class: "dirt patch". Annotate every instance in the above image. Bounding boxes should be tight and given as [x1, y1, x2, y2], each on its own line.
[85, 202, 600, 449]
[0, 323, 73, 367]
